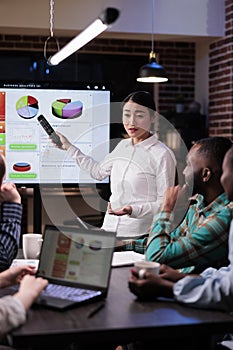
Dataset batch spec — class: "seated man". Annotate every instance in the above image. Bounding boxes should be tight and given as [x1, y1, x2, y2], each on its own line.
[0, 154, 23, 271]
[128, 144, 233, 349]
[117, 137, 233, 273]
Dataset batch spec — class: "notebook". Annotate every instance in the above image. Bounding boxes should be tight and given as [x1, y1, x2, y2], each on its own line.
[112, 251, 145, 267]
[35, 225, 116, 310]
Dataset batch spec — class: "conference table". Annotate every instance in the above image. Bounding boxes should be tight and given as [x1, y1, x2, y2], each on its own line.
[4, 266, 233, 350]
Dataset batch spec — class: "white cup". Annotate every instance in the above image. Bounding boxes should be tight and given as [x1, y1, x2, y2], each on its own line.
[22, 233, 43, 259]
[134, 260, 160, 279]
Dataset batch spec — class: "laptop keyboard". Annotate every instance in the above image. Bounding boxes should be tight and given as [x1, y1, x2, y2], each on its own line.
[41, 283, 101, 302]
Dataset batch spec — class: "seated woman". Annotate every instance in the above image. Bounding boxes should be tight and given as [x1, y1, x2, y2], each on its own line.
[0, 265, 47, 342]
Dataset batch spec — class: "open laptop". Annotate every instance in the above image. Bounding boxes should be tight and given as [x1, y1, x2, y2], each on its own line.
[35, 225, 116, 310]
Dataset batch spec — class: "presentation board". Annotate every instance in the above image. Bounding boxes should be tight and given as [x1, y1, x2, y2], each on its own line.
[0, 81, 111, 186]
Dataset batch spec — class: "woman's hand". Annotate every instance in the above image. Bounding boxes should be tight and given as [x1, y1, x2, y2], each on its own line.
[14, 275, 48, 311]
[0, 265, 36, 288]
[108, 202, 132, 216]
[51, 132, 72, 151]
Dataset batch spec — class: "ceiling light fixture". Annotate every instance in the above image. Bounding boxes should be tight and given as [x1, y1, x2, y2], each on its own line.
[137, 0, 168, 83]
[45, 2, 119, 66]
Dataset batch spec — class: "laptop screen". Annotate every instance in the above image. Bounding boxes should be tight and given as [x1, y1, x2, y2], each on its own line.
[37, 225, 116, 290]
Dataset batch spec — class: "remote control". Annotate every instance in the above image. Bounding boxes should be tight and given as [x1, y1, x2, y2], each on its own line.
[37, 115, 63, 147]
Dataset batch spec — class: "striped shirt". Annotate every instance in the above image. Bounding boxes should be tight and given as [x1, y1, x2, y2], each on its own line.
[0, 202, 23, 272]
[123, 192, 233, 273]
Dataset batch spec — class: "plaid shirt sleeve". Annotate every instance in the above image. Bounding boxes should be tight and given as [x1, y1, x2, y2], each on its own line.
[0, 202, 23, 271]
[146, 203, 233, 273]
[121, 236, 148, 254]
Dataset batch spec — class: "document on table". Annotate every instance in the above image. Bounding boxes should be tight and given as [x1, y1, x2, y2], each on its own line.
[10, 259, 39, 270]
[112, 251, 145, 267]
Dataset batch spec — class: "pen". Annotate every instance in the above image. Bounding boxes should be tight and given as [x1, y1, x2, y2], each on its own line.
[87, 303, 105, 318]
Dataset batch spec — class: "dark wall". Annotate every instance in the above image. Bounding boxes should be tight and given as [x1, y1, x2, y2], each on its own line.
[0, 51, 153, 102]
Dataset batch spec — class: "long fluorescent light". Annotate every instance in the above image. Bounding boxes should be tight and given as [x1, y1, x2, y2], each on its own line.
[48, 8, 119, 66]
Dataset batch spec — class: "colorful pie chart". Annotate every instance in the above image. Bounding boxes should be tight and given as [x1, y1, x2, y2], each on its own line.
[13, 162, 31, 172]
[52, 98, 83, 119]
[16, 96, 39, 119]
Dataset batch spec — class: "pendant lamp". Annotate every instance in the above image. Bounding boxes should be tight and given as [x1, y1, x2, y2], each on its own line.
[45, 0, 119, 66]
[137, 0, 168, 83]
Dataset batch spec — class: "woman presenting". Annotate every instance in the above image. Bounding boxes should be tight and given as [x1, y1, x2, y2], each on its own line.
[51, 91, 176, 239]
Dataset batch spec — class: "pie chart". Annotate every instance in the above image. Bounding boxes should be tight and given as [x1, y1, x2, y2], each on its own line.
[16, 96, 39, 119]
[13, 162, 31, 172]
[52, 98, 83, 119]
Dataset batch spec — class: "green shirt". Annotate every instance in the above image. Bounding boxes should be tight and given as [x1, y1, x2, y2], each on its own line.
[123, 192, 233, 273]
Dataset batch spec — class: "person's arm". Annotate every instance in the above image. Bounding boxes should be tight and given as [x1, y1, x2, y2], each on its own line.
[0, 183, 23, 271]
[118, 236, 148, 254]
[173, 220, 233, 311]
[146, 200, 233, 272]
[51, 132, 113, 181]
[0, 268, 48, 339]
[173, 265, 233, 312]
[0, 295, 27, 339]
[67, 144, 114, 181]
[128, 263, 233, 312]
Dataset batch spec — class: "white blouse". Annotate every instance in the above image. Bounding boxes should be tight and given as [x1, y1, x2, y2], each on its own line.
[67, 134, 176, 238]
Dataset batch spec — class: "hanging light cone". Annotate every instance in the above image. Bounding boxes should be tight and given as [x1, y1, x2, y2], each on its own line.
[137, 51, 168, 83]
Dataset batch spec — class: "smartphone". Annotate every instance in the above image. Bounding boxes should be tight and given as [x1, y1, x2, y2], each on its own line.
[37, 115, 63, 147]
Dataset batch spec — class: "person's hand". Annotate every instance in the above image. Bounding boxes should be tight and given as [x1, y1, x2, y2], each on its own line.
[114, 239, 129, 251]
[0, 265, 36, 288]
[128, 268, 174, 300]
[0, 182, 21, 204]
[108, 202, 132, 216]
[14, 275, 48, 311]
[159, 264, 186, 282]
[51, 131, 72, 151]
[161, 184, 189, 213]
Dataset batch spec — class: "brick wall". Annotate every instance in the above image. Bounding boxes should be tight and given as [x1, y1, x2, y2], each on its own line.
[158, 41, 195, 114]
[2, 2, 233, 140]
[209, 0, 233, 139]
[0, 34, 195, 115]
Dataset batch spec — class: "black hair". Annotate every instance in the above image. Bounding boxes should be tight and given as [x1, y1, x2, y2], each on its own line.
[122, 91, 156, 116]
[0, 154, 5, 184]
[194, 137, 233, 169]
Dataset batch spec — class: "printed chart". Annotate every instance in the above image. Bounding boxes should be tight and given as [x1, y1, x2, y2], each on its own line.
[16, 95, 39, 119]
[52, 99, 83, 119]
